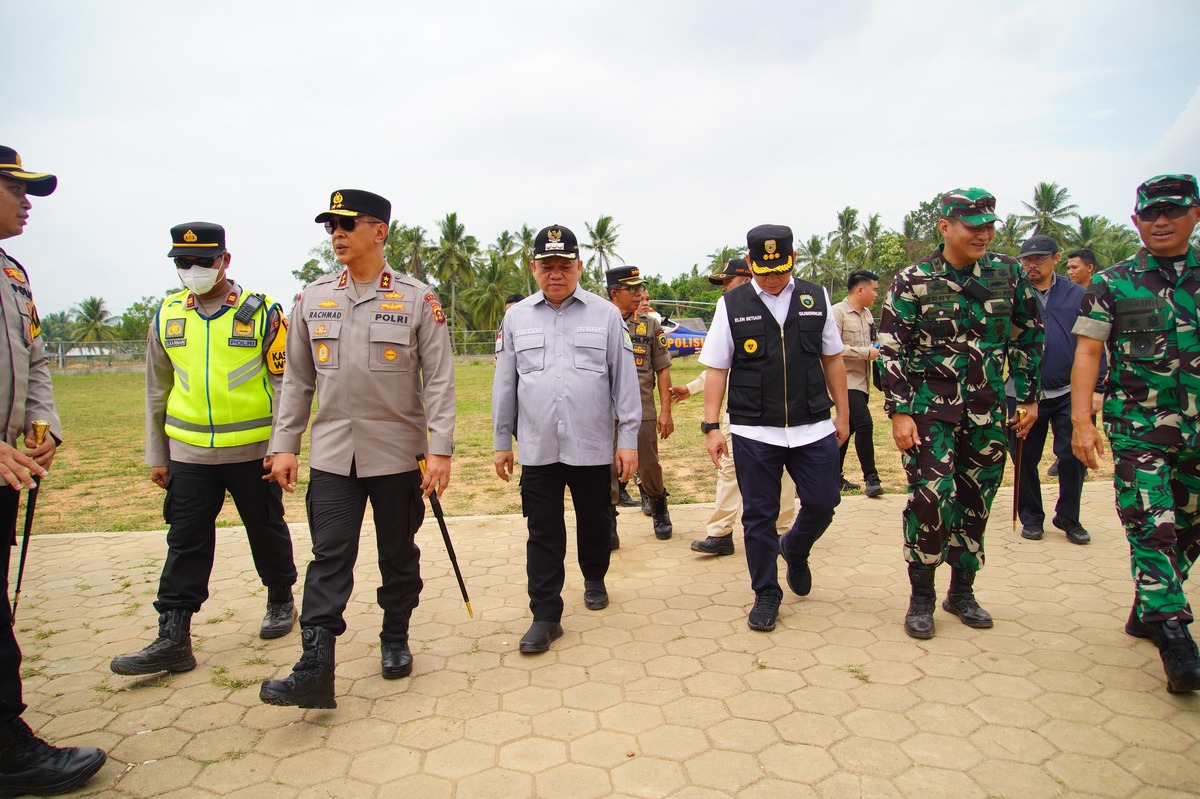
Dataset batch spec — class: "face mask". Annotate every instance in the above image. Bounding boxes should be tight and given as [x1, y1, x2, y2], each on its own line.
[177, 266, 221, 294]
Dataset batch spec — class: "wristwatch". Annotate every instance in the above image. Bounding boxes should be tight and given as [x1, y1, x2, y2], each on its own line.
[700, 421, 721, 433]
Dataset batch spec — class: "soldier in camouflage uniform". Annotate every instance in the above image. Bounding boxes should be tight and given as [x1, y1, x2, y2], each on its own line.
[1071, 174, 1200, 693]
[878, 188, 1043, 639]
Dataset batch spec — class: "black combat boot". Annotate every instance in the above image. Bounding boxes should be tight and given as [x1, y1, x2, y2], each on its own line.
[904, 564, 936, 639]
[617, 482, 638, 507]
[0, 718, 106, 797]
[1125, 600, 1154, 641]
[1153, 619, 1200, 693]
[943, 567, 993, 628]
[640, 490, 652, 517]
[110, 609, 196, 675]
[651, 494, 673, 540]
[260, 585, 297, 640]
[381, 611, 414, 680]
[259, 626, 337, 708]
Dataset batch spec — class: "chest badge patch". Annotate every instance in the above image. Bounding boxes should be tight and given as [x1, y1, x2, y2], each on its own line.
[636, 322, 646, 335]
[318, 299, 338, 308]
[383, 348, 398, 362]
[233, 319, 255, 338]
[383, 291, 404, 300]
[799, 293, 815, 309]
[379, 302, 405, 311]
[165, 319, 186, 339]
[317, 342, 331, 363]
[744, 339, 758, 354]
[314, 324, 329, 336]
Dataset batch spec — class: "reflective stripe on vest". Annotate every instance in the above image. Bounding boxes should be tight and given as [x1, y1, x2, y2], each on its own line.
[158, 289, 275, 447]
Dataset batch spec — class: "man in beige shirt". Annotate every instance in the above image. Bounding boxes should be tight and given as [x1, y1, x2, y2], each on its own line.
[260, 189, 455, 709]
[832, 270, 883, 497]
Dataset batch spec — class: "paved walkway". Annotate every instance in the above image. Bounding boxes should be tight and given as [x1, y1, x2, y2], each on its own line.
[14, 482, 1200, 798]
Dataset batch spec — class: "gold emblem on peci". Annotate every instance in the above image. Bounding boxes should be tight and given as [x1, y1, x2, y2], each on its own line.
[183, 230, 198, 243]
[332, 192, 344, 208]
[764, 240, 776, 255]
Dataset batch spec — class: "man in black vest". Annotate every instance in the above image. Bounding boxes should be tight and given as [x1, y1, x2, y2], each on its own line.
[698, 224, 850, 632]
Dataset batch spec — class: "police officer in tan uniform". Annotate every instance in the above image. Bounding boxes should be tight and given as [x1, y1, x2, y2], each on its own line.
[0, 146, 106, 795]
[260, 189, 455, 709]
[606, 266, 674, 539]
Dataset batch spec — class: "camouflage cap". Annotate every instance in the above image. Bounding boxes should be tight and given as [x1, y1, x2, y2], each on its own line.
[1135, 174, 1199, 211]
[940, 187, 999, 227]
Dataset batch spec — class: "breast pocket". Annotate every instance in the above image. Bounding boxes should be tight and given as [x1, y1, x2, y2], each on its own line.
[310, 320, 341, 370]
[1118, 313, 1170, 361]
[370, 323, 414, 372]
[733, 320, 767, 360]
[514, 332, 545, 374]
[573, 331, 607, 373]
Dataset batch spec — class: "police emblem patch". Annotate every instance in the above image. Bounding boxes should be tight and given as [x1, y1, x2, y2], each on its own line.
[183, 229, 198, 243]
[233, 319, 255, 338]
[637, 322, 646, 335]
[332, 192, 344, 208]
[317, 342, 331, 363]
[383, 348, 398, 362]
[165, 319, 186, 338]
[765, 240, 776, 255]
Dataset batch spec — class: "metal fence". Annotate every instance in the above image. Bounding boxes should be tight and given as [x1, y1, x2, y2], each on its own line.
[45, 340, 147, 369]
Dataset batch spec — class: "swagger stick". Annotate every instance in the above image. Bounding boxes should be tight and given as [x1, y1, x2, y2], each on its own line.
[1012, 407, 1027, 532]
[11, 420, 51, 623]
[417, 454, 473, 618]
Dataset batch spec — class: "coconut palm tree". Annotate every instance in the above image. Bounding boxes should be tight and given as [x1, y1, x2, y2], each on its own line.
[797, 235, 825, 282]
[826, 206, 862, 294]
[858, 213, 882, 269]
[1020, 182, 1079, 238]
[430, 212, 479, 348]
[516, 225, 536, 295]
[461, 248, 524, 339]
[583, 215, 622, 285]
[992, 214, 1028, 256]
[705, 245, 746, 274]
[39, 310, 71, 343]
[390, 224, 428, 281]
[70, 297, 119, 344]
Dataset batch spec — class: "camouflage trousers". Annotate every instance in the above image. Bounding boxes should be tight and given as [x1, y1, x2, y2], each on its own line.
[901, 416, 1008, 571]
[1112, 445, 1200, 624]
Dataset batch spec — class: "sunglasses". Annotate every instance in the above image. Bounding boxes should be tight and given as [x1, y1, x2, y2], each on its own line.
[323, 216, 381, 234]
[175, 255, 221, 269]
[1136, 204, 1193, 223]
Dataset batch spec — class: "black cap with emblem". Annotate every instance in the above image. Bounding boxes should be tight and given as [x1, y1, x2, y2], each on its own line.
[747, 224, 795, 275]
[0, 146, 56, 196]
[606, 265, 645, 288]
[314, 189, 391, 223]
[709, 258, 752, 285]
[533, 224, 580, 260]
[168, 222, 226, 258]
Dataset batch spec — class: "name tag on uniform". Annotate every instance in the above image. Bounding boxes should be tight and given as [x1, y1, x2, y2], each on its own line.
[165, 339, 187, 348]
[228, 338, 258, 348]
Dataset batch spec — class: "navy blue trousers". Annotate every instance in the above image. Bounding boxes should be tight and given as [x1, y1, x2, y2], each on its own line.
[732, 433, 841, 595]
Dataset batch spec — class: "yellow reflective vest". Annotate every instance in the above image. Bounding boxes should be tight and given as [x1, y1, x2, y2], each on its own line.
[157, 289, 280, 448]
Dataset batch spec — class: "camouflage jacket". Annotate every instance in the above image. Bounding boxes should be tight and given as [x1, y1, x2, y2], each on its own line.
[878, 246, 1043, 425]
[1072, 246, 1200, 450]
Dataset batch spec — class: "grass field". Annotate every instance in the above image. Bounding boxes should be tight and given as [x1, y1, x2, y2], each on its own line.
[31, 360, 1113, 534]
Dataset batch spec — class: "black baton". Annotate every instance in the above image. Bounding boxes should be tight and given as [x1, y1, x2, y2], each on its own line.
[417, 454, 473, 618]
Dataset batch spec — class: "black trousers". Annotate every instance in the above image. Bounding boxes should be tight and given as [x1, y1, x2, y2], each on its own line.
[1006, 394, 1086, 526]
[521, 463, 612, 623]
[732, 434, 841, 595]
[838, 389, 879, 481]
[156, 459, 296, 614]
[0, 488, 23, 721]
[300, 466, 424, 635]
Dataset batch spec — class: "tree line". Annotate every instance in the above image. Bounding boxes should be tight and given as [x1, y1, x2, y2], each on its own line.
[45, 181, 1200, 351]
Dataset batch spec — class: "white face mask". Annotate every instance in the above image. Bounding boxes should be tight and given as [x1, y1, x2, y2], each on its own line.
[177, 265, 221, 294]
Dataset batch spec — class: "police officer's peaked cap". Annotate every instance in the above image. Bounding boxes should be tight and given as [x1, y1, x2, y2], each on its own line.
[168, 222, 226, 258]
[314, 189, 391, 223]
[533, 225, 579, 260]
[606, 265, 645, 288]
[746, 224, 794, 275]
[0, 146, 56, 196]
[1136, 174, 1199, 211]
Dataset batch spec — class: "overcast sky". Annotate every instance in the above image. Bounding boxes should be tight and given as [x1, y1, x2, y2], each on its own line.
[6, 0, 1198, 317]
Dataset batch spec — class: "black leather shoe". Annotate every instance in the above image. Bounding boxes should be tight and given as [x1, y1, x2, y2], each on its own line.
[519, 621, 563, 653]
[583, 580, 609, 611]
[691, 536, 735, 556]
[1052, 515, 1091, 545]
[261, 586, 297, 640]
[381, 641, 413, 679]
[864, 478, 884, 498]
[840, 478, 860, 492]
[0, 718, 106, 798]
[1047, 457, 1060, 477]
[747, 591, 782, 632]
[1021, 525, 1044, 541]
